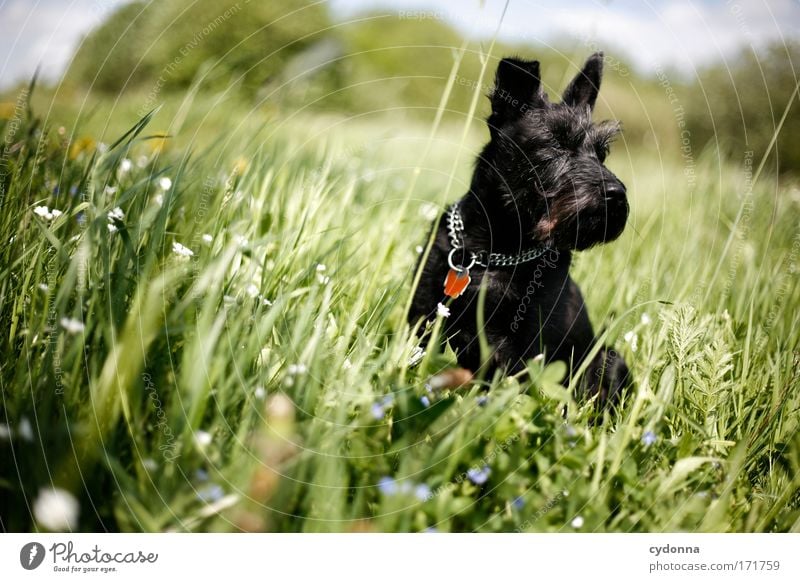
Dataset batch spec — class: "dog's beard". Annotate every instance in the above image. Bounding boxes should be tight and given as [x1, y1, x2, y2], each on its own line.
[537, 193, 629, 250]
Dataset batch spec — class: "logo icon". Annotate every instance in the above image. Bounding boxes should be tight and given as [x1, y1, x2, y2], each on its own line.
[20, 542, 46, 570]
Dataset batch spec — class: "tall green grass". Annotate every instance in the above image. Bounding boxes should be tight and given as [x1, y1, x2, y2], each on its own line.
[1, 76, 799, 532]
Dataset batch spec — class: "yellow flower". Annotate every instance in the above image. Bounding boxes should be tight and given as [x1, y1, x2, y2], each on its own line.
[233, 157, 248, 175]
[0, 102, 16, 119]
[148, 134, 170, 155]
[69, 136, 96, 160]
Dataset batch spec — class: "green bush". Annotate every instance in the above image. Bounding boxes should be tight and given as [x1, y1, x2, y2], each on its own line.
[686, 41, 800, 174]
[65, 0, 329, 95]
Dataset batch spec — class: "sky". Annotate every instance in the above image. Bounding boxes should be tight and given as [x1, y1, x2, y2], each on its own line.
[1, 0, 799, 89]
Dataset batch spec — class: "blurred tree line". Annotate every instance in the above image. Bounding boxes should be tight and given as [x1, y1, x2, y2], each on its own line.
[62, 0, 800, 174]
[685, 42, 800, 174]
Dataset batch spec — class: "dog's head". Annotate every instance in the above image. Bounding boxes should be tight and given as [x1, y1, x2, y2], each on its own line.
[480, 53, 628, 251]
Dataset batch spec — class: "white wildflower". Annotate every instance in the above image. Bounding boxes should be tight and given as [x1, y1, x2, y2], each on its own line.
[60, 317, 85, 334]
[194, 430, 212, 447]
[158, 177, 172, 191]
[33, 205, 62, 221]
[107, 223, 118, 233]
[118, 158, 133, 174]
[245, 284, 260, 298]
[38, 283, 49, 292]
[287, 363, 307, 375]
[408, 346, 426, 367]
[415, 245, 423, 254]
[201, 233, 213, 245]
[153, 194, 164, 207]
[18, 417, 34, 441]
[172, 241, 194, 258]
[136, 155, 149, 168]
[254, 386, 266, 399]
[316, 263, 327, 272]
[419, 202, 438, 220]
[104, 185, 118, 195]
[343, 358, 353, 370]
[623, 330, 638, 352]
[641, 313, 652, 325]
[436, 303, 450, 318]
[317, 273, 330, 285]
[571, 516, 584, 529]
[234, 234, 248, 248]
[33, 488, 80, 531]
[108, 207, 124, 221]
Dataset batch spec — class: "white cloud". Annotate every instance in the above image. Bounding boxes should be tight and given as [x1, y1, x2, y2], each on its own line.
[0, 0, 126, 88]
[331, 0, 800, 76]
[1, 0, 798, 89]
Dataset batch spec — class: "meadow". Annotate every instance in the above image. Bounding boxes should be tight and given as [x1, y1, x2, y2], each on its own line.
[1, 73, 799, 532]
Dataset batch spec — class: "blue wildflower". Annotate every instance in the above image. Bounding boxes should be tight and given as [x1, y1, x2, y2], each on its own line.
[414, 483, 432, 501]
[642, 430, 657, 447]
[197, 483, 224, 502]
[420, 395, 431, 407]
[512, 496, 525, 510]
[477, 396, 488, 407]
[423, 527, 438, 533]
[194, 468, 209, 482]
[378, 476, 397, 496]
[371, 402, 386, 420]
[372, 395, 394, 419]
[467, 465, 491, 485]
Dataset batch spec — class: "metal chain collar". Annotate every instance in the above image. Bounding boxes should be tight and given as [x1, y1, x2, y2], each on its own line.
[445, 202, 551, 269]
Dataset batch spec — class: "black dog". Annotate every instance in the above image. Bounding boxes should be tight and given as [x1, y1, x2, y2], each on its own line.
[409, 53, 630, 404]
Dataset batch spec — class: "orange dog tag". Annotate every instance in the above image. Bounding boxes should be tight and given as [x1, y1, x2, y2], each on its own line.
[444, 269, 471, 298]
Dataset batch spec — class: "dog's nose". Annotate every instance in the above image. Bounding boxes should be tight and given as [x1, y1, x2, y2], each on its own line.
[604, 182, 626, 201]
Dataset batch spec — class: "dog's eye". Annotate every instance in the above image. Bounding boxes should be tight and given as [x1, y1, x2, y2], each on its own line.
[594, 139, 611, 162]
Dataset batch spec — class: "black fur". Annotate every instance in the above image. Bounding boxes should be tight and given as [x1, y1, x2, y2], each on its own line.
[409, 53, 630, 405]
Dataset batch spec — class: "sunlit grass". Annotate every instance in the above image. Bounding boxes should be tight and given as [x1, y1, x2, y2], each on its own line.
[1, 71, 799, 533]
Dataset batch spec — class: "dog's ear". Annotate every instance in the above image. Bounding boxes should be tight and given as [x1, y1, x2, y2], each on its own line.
[489, 57, 544, 128]
[562, 52, 603, 110]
